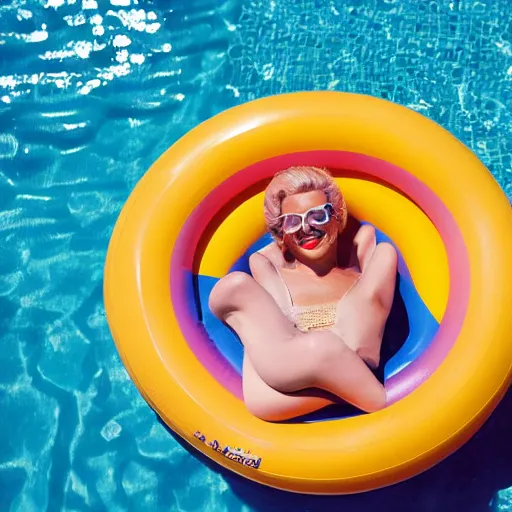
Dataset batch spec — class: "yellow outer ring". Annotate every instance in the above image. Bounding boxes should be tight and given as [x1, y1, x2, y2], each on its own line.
[104, 92, 512, 494]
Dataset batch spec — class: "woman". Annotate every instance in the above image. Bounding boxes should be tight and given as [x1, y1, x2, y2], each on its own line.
[209, 166, 398, 421]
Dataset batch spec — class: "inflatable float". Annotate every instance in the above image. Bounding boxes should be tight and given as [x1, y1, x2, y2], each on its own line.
[104, 92, 512, 494]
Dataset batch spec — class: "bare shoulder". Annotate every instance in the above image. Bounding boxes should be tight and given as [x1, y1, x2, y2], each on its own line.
[209, 270, 255, 317]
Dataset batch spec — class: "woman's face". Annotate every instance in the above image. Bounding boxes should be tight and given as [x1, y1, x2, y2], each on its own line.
[279, 190, 340, 262]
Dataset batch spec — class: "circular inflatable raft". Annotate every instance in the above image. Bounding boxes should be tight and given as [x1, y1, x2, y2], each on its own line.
[104, 92, 512, 494]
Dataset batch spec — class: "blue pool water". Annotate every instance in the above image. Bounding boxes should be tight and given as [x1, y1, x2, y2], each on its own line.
[0, 0, 511, 511]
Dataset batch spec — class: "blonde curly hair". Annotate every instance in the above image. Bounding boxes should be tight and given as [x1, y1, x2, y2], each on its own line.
[263, 166, 347, 239]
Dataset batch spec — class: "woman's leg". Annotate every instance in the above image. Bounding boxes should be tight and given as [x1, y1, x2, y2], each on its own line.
[242, 355, 335, 422]
[209, 272, 386, 413]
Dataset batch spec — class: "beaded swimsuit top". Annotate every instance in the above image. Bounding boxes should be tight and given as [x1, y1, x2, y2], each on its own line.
[270, 262, 361, 332]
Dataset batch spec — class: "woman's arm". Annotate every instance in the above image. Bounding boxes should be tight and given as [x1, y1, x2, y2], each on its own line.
[352, 224, 377, 273]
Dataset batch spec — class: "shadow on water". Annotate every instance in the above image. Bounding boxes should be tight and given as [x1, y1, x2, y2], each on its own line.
[160, 385, 512, 512]
[157, 276, 512, 511]
[160, 211, 512, 511]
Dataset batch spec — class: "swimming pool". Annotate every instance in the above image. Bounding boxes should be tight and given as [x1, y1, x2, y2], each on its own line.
[0, 0, 511, 510]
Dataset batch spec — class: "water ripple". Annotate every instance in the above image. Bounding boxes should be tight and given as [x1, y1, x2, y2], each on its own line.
[0, 0, 511, 511]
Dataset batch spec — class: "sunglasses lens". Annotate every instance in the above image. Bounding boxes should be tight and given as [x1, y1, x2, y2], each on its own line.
[282, 215, 301, 234]
[307, 207, 330, 225]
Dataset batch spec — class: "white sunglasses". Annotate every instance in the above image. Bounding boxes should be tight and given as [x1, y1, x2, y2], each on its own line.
[277, 203, 336, 235]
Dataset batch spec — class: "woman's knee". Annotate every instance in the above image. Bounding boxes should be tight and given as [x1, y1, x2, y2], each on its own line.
[242, 384, 282, 422]
[209, 271, 254, 317]
[375, 242, 398, 270]
[360, 388, 387, 413]
[244, 394, 274, 422]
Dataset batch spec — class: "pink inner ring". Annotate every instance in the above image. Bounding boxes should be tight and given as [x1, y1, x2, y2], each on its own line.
[170, 151, 470, 405]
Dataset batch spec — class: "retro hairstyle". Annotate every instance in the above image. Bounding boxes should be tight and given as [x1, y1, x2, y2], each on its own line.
[263, 166, 347, 239]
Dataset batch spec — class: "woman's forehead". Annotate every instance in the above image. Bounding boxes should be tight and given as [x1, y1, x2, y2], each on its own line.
[281, 190, 327, 214]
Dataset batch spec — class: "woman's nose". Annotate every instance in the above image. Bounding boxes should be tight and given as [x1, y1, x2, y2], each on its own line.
[302, 221, 312, 234]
